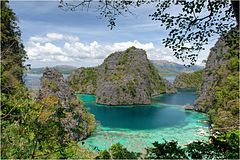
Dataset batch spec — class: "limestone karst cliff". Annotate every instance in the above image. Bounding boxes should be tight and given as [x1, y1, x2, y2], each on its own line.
[96, 47, 166, 105]
[194, 29, 239, 131]
[39, 68, 95, 141]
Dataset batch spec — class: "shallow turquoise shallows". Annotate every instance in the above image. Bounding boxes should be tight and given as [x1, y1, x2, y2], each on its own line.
[78, 89, 210, 152]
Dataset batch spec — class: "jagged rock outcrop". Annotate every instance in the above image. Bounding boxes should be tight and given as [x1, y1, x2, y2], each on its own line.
[194, 29, 239, 131]
[95, 47, 166, 105]
[173, 70, 203, 89]
[164, 79, 177, 93]
[39, 68, 95, 141]
[68, 67, 97, 94]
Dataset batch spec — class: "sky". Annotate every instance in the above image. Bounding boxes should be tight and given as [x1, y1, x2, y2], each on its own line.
[9, 0, 219, 68]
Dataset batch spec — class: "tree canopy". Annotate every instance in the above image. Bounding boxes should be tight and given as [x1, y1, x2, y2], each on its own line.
[96, 131, 240, 159]
[1, 0, 27, 93]
[59, 0, 238, 66]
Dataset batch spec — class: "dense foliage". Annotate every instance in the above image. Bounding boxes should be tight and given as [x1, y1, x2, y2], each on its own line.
[68, 67, 97, 94]
[145, 141, 186, 159]
[1, 2, 95, 158]
[173, 70, 203, 90]
[1, 0, 27, 94]
[96, 143, 140, 159]
[150, 0, 236, 65]
[208, 30, 239, 131]
[1, 84, 95, 159]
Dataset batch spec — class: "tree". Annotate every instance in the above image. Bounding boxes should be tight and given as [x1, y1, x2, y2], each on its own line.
[59, 0, 239, 66]
[1, 0, 28, 132]
[1, 0, 27, 93]
[96, 134, 239, 159]
[96, 143, 140, 159]
[145, 141, 187, 159]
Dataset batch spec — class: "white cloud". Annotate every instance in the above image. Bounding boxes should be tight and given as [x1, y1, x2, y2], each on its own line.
[26, 32, 208, 67]
[29, 33, 80, 43]
[46, 33, 63, 40]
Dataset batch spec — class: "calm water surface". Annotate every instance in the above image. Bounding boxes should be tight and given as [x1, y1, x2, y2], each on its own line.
[81, 90, 196, 130]
[24, 74, 209, 151]
[79, 90, 210, 152]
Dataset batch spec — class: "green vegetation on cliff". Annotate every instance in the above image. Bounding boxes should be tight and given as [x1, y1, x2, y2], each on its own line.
[208, 30, 239, 131]
[195, 29, 239, 131]
[148, 61, 167, 94]
[174, 70, 203, 89]
[68, 67, 97, 94]
[39, 68, 96, 141]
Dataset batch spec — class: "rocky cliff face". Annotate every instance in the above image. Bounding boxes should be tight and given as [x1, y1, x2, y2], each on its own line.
[95, 47, 166, 105]
[173, 70, 203, 89]
[194, 29, 239, 131]
[194, 38, 229, 112]
[39, 68, 95, 141]
[68, 67, 97, 94]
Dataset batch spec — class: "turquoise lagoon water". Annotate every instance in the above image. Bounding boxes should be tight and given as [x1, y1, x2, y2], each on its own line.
[78, 89, 210, 152]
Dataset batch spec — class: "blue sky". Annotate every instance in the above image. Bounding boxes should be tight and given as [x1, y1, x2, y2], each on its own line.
[10, 1, 218, 68]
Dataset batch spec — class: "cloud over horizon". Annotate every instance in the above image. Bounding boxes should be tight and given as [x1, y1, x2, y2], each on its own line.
[26, 32, 184, 67]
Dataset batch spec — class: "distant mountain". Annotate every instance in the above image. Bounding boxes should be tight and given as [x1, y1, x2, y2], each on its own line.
[151, 60, 204, 76]
[28, 65, 77, 74]
[28, 61, 203, 76]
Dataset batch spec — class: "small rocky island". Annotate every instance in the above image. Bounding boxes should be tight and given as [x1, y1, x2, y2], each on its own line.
[68, 46, 170, 105]
[96, 47, 166, 105]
